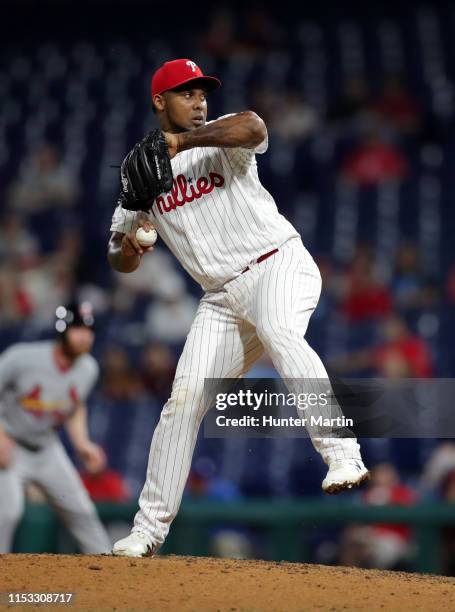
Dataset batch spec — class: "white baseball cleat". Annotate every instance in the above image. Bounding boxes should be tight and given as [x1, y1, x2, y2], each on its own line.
[322, 459, 370, 494]
[112, 532, 156, 557]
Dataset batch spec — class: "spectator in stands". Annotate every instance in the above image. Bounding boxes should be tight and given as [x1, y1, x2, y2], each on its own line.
[80, 467, 130, 503]
[200, 8, 236, 58]
[100, 345, 143, 402]
[0, 213, 40, 269]
[421, 444, 455, 575]
[269, 91, 320, 142]
[340, 125, 409, 186]
[421, 442, 455, 494]
[310, 256, 338, 320]
[0, 264, 33, 327]
[373, 75, 421, 135]
[251, 88, 319, 144]
[327, 77, 371, 127]
[392, 242, 429, 311]
[112, 246, 188, 312]
[186, 455, 242, 504]
[144, 279, 198, 346]
[239, 7, 283, 53]
[338, 244, 393, 323]
[446, 263, 455, 305]
[7, 143, 80, 253]
[374, 315, 433, 377]
[21, 260, 76, 331]
[330, 313, 433, 377]
[186, 457, 251, 559]
[140, 343, 176, 403]
[7, 144, 79, 214]
[0, 225, 87, 331]
[249, 85, 277, 127]
[49, 228, 82, 270]
[440, 468, 455, 575]
[378, 351, 413, 378]
[339, 463, 416, 570]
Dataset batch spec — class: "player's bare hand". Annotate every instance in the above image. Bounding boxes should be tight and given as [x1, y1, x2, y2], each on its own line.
[0, 433, 15, 469]
[163, 131, 181, 159]
[78, 441, 107, 475]
[121, 212, 155, 257]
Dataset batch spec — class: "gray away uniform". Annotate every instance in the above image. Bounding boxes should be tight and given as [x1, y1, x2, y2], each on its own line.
[0, 341, 111, 553]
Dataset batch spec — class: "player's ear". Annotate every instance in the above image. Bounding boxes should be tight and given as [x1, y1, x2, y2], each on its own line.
[153, 94, 165, 113]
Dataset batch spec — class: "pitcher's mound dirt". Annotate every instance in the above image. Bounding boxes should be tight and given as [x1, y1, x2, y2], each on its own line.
[1, 554, 454, 612]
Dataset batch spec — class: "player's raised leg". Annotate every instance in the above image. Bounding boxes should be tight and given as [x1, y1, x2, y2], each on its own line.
[244, 239, 369, 493]
[35, 438, 111, 554]
[113, 292, 263, 557]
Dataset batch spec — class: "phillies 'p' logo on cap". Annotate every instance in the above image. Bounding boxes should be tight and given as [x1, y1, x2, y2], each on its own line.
[151, 59, 221, 99]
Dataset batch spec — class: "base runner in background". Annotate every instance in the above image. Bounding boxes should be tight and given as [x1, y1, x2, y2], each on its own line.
[0, 303, 111, 554]
[108, 59, 370, 558]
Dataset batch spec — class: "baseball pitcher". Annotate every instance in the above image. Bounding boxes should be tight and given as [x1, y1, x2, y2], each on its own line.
[0, 303, 111, 553]
[108, 59, 370, 557]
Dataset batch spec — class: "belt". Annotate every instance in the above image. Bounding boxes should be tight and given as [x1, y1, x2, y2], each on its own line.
[241, 248, 279, 274]
[12, 437, 42, 453]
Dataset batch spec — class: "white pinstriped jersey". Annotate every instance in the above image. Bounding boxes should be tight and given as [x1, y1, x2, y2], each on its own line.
[110, 117, 299, 291]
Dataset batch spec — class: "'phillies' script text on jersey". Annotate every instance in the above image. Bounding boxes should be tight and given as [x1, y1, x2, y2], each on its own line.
[156, 172, 225, 214]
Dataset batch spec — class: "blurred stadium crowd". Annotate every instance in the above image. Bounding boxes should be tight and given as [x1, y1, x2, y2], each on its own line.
[2, 1, 455, 571]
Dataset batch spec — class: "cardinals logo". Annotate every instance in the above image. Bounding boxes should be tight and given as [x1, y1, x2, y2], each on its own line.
[20, 385, 79, 423]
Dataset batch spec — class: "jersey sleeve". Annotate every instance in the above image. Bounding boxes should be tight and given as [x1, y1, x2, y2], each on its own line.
[110, 195, 153, 234]
[78, 357, 100, 402]
[217, 114, 268, 176]
[0, 344, 23, 395]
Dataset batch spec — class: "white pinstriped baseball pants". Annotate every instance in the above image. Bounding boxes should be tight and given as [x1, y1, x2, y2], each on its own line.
[133, 237, 362, 547]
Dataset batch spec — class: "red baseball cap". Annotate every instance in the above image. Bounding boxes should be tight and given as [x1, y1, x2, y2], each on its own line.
[151, 59, 221, 98]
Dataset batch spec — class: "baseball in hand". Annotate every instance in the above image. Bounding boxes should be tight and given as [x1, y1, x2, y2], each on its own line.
[136, 227, 157, 247]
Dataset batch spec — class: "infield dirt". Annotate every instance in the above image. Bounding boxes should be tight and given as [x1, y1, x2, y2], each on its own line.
[1, 554, 454, 612]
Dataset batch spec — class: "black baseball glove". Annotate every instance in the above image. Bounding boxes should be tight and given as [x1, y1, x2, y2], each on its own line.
[120, 129, 174, 212]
